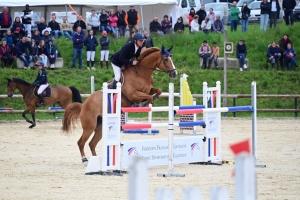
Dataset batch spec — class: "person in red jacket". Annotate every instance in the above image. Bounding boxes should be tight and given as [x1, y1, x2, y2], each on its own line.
[0, 38, 14, 68]
[188, 8, 196, 33]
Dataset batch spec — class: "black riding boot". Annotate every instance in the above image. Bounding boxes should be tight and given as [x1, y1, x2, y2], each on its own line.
[37, 94, 44, 107]
[112, 79, 118, 89]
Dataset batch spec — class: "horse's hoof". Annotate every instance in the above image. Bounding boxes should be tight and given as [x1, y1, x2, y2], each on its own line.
[82, 157, 88, 163]
[29, 124, 36, 128]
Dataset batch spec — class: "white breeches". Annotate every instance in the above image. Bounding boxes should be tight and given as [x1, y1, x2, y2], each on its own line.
[87, 51, 95, 61]
[24, 24, 32, 37]
[38, 83, 49, 94]
[111, 63, 121, 81]
[100, 50, 109, 61]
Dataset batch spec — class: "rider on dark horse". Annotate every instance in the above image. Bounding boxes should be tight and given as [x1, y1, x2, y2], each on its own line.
[32, 61, 49, 106]
[109, 32, 145, 89]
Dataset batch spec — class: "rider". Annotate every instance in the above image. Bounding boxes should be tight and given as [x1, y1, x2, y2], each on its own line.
[32, 61, 49, 106]
[109, 32, 145, 89]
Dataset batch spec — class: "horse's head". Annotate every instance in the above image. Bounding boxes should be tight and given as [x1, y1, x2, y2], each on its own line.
[158, 45, 178, 79]
[7, 78, 16, 97]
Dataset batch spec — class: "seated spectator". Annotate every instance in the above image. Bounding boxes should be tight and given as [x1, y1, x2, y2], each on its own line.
[12, 27, 23, 46]
[207, 8, 215, 31]
[199, 40, 211, 69]
[99, 10, 111, 33]
[84, 29, 98, 70]
[31, 30, 41, 46]
[149, 17, 164, 35]
[201, 17, 211, 34]
[48, 15, 64, 39]
[0, 7, 12, 38]
[191, 15, 200, 33]
[284, 43, 297, 71]
[42, 31, 51, 43]
[208, 42, 219, 69]
[16, 37, 32, 69]
[267, 42, 281, 70]
[0, 38, 14, 68]
[46, 38, 56, 68]
[38, 40, 48, 67]
[126, 31, 136, 44]
[142, 29, 154, 48]
[213, 15, 224, 34]
[236, 39, 248, 71]
[109, 9, 119, 38]
[161, 15, 173, 34]
[279, 34, 292, 70]
[174, 17, 184, 33]
[30, 39, 38, 63]
[60, 16, 73, 40]
[4, 29, 17, 57]
[37, 17, 47, 36]
[11, 17, 26, 36]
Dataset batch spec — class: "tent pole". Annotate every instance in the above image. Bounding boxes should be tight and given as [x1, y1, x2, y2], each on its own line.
[65, 5, 68, 22]
[140, 5, 144, 31]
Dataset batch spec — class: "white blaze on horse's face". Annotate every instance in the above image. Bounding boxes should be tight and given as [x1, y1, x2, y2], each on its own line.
[168, 57, 178, 78]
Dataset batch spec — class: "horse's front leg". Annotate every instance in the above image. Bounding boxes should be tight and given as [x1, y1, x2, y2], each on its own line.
[22, 108, 34, 128]
[29, 112, 36, 129]
[149, 87, 162, 99]
[131, 91, 155, 105]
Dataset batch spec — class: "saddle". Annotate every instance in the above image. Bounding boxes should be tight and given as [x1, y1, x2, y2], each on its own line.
[33, 85, 52, 98]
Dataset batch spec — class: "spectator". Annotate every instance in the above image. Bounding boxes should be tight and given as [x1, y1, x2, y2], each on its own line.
[282, 0, 296, 26]
[88, 9, 100, 35]
[37, 17, 48, 36]
[4, 29, 16, 56]
[267, 41, 281, 70]
[0, 38, 14, 68]
[161, 15, 173, 34]
[149, 17, 164, 35]
[72, 27, 84, 69]
[279, 34, 292, 69]
[46, 38, 56, 68]
[199, 40, 211, 69]
[236, 39, 248, 71]
[11, 17, 26, 36]
[196, 5, 207, 30]
[241, 2, 251, 32]
[191, 15, 200, 33]
[73, 16, 87, 36]
[125, 5, 140, 34]
[42, 30, 51, 43]
[84, 29, 98, 70]
[21, 4, 33, 37]
[48, 15, 64, 39]
[0, 7, 12, 31]
[31, 30, 41, 46]
[284, 43, 297, 70]
[142, 29, 154, 48]
[269, 0, 281, 29]
[260, 0, 271, 31]
[12, 27, 23, 45]
[230, 1, 240, 31]
[109, 9, 119, 38]
[30, 39, 38, 63]
[213, 15, 224, 33]
[207, 8, 215, 31]
[16, 37, 32, 69]
[188, 8, 196, 33]
[126, 31, 135, 43]
[174, 17, 184, 33]
[99, 9, 111, 33]
[208, 42, 219, 69]
[117, 6, 127, 37]
[99, 31, 110, 69]
[60, 16, 73, 40]
[38, 40, 48, 67]
[201, 17, 211, 34]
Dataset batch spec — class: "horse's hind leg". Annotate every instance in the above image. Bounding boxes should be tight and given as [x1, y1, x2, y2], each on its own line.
[77, 129, 94, 163]
[28, 112, 36, 129]
[89, 116, 103, 156]
[22, 107, 35, 128]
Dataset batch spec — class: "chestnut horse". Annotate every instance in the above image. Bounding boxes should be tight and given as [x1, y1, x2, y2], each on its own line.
[62, 46, 177, 163]
[7, 78, 82, 128]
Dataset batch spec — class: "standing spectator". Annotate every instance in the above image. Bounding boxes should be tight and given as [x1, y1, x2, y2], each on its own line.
[99, 9, 111, 33]
[279, 34, 292, 69]
[196, 5, 207, 30]
[0, 7, 12, 37]
[31, 30, 41, 46]
[72, 27, 84, 69]
[4, 29, 16, 57]
[161, 15, 173, 34]
[60, 16, 73, 40]
[208, 42, 219, 69]
[21, 4, 33, 37]
[117, 7, 127, 37]
[37, 17, 47, 36]
[126, 31, 135, 43]
[269, 0, 281, 29]
[201, 17, 211, 34]
[73, 16, 87, 36]
[191, 15, 200, 33]
[142, 29, 154, 48]
[260, 0, 271, 31]
[125, 6, 140, 34]
[174, 17, 185, 33]
[149, 17, 164, 35]
[30, 39, 38, 63]
[46, 38, 56, 68]
[188, 8, 196, 33]
[207, 8, 216, 31]
[16, 37, 32, 69]
[199, 40, 211, 69]
[38, 40, 48, 67]
[48, 15, 64, 39]
[236, 39, 248, 71]
[213, 15, 224, 33]
[267, 42, 281, 70]
[84, 29, 98, 70]
[0, 38, 14, 68]
[241, 2, 251, 32]
[109, 9, 119, 38]
[230, 1, 240, 31]
[11, 17, 26, 36]
[284, 43, 297, 70]
[99, 31, 110, 69]
[282, 0, 296, 26]
[12, 27, 23, 45]
[88, 9, 100, 35]
[42, 30, 51, 43]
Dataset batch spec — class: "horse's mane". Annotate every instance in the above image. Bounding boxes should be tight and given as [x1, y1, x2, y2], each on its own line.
[11, 78, 31, 86]
[137, 47, 160, 62]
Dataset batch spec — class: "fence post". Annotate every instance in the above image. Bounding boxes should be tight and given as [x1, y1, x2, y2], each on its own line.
[182, 187, 202, 200]
[295, 98, 298, 117]
[233, 98, 236, 117]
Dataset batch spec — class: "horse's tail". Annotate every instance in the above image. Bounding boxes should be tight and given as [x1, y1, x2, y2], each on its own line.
[62, 103, 82, 134]
[69, 86, 82, 103]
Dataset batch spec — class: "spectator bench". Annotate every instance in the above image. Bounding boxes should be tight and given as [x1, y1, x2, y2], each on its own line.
[201, 57, 249, 69]
[16, 57, 64, 69]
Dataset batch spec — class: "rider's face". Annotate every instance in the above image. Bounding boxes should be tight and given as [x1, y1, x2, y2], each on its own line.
[136, 40, 144, 47]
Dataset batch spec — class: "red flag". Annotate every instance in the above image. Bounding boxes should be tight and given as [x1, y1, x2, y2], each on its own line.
[230, 139, 251, 156]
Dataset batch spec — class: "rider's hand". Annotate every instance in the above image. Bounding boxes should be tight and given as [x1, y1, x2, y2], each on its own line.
[32, 82, 37, 86]
[132, 60, 138, 65]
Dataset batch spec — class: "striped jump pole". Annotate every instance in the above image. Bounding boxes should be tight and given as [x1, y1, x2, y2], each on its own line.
[0, 108, 13, 110]
[48, 107, 64, 110]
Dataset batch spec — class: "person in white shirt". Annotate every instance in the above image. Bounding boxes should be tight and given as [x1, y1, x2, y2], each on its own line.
[88, 9, 100, 35]
[190, 15, 200, 33]
[21, 4, 33, 37]
[201, 17, 211, 34]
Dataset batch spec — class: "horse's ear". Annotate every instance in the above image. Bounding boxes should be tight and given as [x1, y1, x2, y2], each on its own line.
[160, 45, 165, 55]
[167, 45, 174, 52]
[7, 78, 11, 82]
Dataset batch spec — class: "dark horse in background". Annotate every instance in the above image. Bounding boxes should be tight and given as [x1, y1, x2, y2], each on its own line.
[7, 78, 82, 128]
[62, 46, 178, 163]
